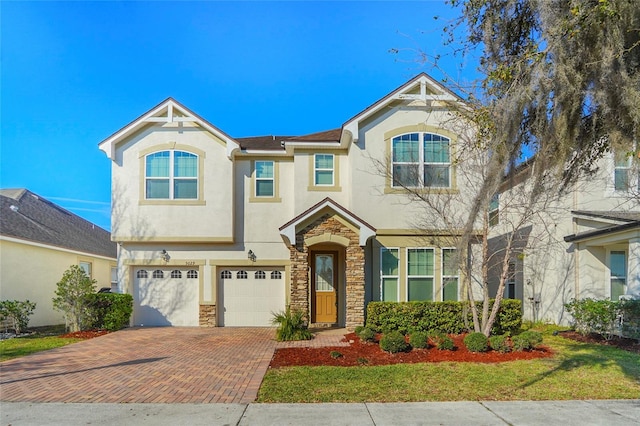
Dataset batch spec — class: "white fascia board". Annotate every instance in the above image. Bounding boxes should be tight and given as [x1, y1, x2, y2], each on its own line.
[240, 149, 290, 156]
[0, 235, 117, 261]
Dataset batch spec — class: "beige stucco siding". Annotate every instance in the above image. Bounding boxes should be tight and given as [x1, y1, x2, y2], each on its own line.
[111, 123, 234, 242]
[0, 239, 115, 327]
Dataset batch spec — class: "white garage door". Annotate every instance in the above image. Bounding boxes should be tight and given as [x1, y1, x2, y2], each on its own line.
[219, 268, 285, 326]
[134, 267, 199, 326]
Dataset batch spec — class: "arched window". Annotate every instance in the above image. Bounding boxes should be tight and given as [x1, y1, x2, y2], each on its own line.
[255, 271, 266, 279]
[145, 150, 198, 199]
[220, 270, 232, 279]
[187, 270, 198, 279]
[137, 270, 148, 279]
[237, 271, 248, 279]
[171, 270, 182, 278]
[270, 271, 282, 280]
[392, 133, 451, 188]
[153, 270, 164, 279]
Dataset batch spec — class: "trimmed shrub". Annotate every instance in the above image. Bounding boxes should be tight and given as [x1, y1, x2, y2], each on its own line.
[618, 299, 640, 340]
[330, 351, 343, 359]
[354, 325, 365, 335]
[357, 327, 376, 342]
[513, 330, 543, 351]
[379, 331, 409, 353]
[0, 300, 36, 334]
[464, 332, 489, 352]
[489, 334, 511, 353]
[409, 331, 429, 349]
[89, 293, 133, 331]
[565, 298, 618, 339]
[271, 306, 312, 341]
[430, 331, 454, 350]
[366, 300, 521, 336]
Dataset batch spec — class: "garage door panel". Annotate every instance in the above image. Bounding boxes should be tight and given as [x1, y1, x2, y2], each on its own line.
[134, 268, 198, 327]
[220, 268, 285, 327]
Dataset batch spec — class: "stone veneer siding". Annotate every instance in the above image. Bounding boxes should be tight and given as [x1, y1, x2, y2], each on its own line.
[288, 214, 366, 330]
[199, 304, 216, 327]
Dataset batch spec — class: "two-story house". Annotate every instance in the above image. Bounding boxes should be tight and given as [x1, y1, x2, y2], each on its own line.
[487, 151, 639, 325]
[99, 73, 483, 328]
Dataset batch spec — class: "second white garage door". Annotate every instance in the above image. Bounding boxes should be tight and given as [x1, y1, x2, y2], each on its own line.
[219, 268, 285, 326]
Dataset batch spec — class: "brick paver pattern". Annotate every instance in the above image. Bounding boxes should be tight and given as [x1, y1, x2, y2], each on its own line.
[0, 327, 280, 404]
[0, 327, 349, 404]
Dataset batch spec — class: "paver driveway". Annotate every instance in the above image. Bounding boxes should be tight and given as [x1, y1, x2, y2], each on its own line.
[0, 327, 278, 403]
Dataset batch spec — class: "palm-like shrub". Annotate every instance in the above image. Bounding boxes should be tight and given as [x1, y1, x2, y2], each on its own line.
[271, 306, 312, 341]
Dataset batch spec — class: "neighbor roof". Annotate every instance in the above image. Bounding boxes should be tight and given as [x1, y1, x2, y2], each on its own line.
[564, 210, 640, 243]
[0, 189, 116, 258]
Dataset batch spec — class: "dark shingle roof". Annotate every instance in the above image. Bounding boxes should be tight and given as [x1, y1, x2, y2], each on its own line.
[572, 210, 640, 222]
[235, 129, 342, 150]
[0, 189, 116, 259]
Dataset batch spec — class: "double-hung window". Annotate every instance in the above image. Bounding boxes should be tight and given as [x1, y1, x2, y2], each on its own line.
[314, 154, 334, 186]
[145, 150, 198, 199]
[392, 133, 451, 188]
[442, 249, 459, 301]
[407, 248, 434, 301]
[380, 248, 399, 301]
[610, 251, 626, 301]
[489, 193, 500, 226]
[613, 151, 640, 191]
[255, 161, 275, 197]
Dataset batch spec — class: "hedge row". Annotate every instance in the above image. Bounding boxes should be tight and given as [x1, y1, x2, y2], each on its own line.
[366, 299, 522, 335]
[88, 293, 133, 331]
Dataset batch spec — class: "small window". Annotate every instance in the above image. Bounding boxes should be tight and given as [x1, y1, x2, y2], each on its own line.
[255, 161, 274, 197]
[488, 193, 499, 226]
[171, 270, 182, 279]
[137, 270, 148, 279]
[79, 261, 92, 278]
[610, 251, 626, 301]
[506, 262, 516, 299]
[237, 271, 248, 279]
[314, 154, 334, 186]
[187, 270, 198, 279]
[271, 271, 282, 280]
[110, 267, 118, 292]
[255, 271, 266, 279]
[221, 270, 232, 279]
[614, 151, 634, 191]
[153, 270, 164, 279]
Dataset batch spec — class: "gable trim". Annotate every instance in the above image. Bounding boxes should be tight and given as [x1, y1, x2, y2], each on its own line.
[279, 197, 376, 247]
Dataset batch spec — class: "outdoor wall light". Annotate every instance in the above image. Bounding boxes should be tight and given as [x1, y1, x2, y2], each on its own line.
[161, 249, 170, 262]
[247, 250, 256, 262]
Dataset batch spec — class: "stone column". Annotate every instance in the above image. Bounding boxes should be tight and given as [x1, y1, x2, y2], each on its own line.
[289, 234, 310, 318]
[345, 244, 366, 329]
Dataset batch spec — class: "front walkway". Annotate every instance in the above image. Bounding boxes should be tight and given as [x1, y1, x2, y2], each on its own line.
[0, 327, 278, 404]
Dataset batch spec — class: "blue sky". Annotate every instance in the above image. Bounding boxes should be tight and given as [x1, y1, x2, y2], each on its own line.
[1, 1, 477, 231]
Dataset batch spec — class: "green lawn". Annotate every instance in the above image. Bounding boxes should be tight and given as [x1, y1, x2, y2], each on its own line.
[0, 325, 82, 361]
[258, 334, 640, 402]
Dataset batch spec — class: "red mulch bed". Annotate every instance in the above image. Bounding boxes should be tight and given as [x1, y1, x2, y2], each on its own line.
[60, 330, 110, 339]
[558, 330, 640, 354]
[269, 333, 553, 368]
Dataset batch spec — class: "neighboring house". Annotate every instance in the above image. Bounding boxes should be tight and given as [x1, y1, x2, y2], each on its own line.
[487, 153, 639, 324]
[99, 73, 484, 328]
[0, 189, 117, 327]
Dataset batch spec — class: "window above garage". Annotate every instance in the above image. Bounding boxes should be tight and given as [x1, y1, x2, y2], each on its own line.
[139, 144, 206, 206]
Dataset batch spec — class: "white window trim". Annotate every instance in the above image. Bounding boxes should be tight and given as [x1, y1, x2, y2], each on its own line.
[441, 248, 459, 301]
[380, 247, 400, 302]
[608, 250, 627, 301]
[406, 247, 435, 302]
[391, 133, 451, 189]
[145, 150, 199, 200]
[489, 193, 500, 227]
[314, 153, 335, 186]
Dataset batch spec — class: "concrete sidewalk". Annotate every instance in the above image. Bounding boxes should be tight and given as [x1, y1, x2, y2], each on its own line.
[2, 400, 639, 425]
